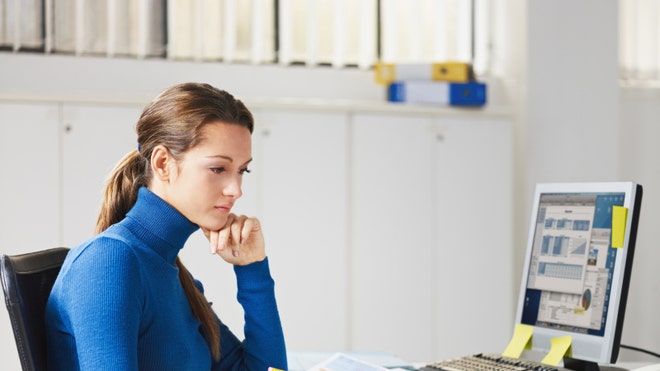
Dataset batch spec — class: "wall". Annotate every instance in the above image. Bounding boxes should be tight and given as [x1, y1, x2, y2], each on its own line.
[619, 87, 660, 362]
[526, 0, 660, 363]
[0, 53, 383, 104]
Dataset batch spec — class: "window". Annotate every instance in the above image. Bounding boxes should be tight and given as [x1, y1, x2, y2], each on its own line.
[0, 0, 43, 51]
[0, 0, 491, 75]
[619, 0, 660, 83]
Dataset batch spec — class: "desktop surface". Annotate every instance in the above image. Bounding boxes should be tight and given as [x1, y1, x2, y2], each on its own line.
[286, 350, 659, 371]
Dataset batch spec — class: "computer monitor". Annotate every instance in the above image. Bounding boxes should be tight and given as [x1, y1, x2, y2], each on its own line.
[516, 182, 642, 369]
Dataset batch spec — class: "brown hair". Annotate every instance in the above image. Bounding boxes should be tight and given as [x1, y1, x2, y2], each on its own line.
[95, 82, 254, 360]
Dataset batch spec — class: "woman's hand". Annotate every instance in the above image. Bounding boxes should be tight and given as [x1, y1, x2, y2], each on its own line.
[202, 214, 267, 266]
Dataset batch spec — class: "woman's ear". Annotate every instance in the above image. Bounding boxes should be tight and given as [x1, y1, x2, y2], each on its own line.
[151, 145, 173, 182]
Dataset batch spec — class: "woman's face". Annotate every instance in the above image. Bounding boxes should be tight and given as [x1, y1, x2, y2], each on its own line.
[164, 121, 252, 231]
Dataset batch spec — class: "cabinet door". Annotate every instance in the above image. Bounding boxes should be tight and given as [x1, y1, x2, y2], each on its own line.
[0, 102, 61, 251]
[0, 102, 61, 371]
[61, 103, 143, 247]
[256, 109, 350, 351]
[351, 113, 437, 361]
[432, 118, 514, 359]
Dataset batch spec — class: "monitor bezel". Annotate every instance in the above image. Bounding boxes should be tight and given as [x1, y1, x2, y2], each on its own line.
[514, 181, 642, 365]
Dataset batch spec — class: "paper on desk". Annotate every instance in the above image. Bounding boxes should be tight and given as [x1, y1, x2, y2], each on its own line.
[307, 352, 409, 371]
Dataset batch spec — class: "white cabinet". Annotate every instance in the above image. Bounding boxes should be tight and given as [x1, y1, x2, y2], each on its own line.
[350, 114, 514, 361]
[254, 110, 351, 351]
[0, 101, 62, 371]
[0, 102, 61, 252]
[432, 118, 514, 359]
[60, 103, 143, 246]
[350, 113, 438, 360]
[0, 100, 513, 365]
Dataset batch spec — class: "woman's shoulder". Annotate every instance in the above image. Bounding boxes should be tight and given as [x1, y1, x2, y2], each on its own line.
[70, 233, 135, 263]
[49, 228, 146, 313]
[61, 227, 142, 281]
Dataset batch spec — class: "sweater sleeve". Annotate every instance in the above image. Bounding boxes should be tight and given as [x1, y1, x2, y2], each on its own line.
[50, 238, 142, 370]
[211, 257, 287, 371]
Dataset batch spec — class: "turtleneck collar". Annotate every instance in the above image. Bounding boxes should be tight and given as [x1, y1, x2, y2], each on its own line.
[121, 187, 199, 264]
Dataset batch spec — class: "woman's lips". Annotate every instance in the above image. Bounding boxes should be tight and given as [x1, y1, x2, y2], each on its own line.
[215, 204, 233, 212]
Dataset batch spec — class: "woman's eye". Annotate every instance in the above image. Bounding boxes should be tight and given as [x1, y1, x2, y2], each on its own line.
[210, 167, 250, 175]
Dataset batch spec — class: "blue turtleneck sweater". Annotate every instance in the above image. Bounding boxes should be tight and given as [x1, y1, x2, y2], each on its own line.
[45, 187, 287, 370]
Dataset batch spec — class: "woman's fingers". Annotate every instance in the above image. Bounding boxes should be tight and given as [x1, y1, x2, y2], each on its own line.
[209, 229, 219, 254]
[215, 214, 235, 254]
[202, 227, 218, 254]
[241, 217, 259, 245]
[230, 216, 244, 243]
[209, 214, 265, 264]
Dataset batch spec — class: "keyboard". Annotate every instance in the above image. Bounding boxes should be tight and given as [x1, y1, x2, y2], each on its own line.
[420, 353, 561, 371]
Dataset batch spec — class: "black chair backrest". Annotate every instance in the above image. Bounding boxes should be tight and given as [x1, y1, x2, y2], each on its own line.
[1, 247, 69, 371]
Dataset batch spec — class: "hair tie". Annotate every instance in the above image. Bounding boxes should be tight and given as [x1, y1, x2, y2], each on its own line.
[137, 144, 142, 153]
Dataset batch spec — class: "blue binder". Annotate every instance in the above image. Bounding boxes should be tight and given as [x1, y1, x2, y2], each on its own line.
[387, 81, 487, 106]
[449, 82, 487, 106]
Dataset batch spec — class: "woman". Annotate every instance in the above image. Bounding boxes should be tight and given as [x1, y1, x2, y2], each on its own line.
[45, 82, 287, 370]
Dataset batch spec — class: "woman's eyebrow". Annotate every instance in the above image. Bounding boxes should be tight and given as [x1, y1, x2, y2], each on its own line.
[206, 155, 233, 161]
[205, 155, 253, 166]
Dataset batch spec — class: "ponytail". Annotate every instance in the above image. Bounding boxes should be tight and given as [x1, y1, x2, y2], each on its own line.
[95, 150, 146, 234]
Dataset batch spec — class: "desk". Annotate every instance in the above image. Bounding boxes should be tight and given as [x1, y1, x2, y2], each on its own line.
[616, 363, 660, 371]
[287, 351, 660, 371]
[287, 351, 414, 371]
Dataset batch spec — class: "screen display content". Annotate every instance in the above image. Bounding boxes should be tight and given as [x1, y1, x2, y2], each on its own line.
[521, 192, 624, 336]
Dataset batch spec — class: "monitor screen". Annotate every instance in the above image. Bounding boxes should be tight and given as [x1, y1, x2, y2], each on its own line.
[515, 182, 642, 366]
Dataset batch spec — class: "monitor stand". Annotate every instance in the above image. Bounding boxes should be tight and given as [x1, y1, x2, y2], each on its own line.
[564, 357, 629, 371]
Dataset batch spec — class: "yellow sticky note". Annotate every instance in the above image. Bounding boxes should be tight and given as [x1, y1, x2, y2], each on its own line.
[612, 206, 628, 248]
[541, 336, 572, 366]
[502, 324, 534, 359]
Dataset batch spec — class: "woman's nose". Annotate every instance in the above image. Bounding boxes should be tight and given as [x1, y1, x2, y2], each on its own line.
[223, 176, 243, 199]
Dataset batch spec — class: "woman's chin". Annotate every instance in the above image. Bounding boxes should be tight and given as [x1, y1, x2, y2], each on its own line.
[201, 218, 229, 232]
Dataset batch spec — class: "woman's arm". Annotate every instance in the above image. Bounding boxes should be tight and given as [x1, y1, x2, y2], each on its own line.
[205, 214, 287, 370]
[211, 258, 287, 371]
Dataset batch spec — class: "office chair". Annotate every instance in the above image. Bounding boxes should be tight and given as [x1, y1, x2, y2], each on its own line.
[1, 247, 69, 371]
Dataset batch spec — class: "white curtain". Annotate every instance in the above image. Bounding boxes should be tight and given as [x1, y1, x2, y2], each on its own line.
[0, 0, 43, 50]
[1, 0, 492, 74]
[277, 0, 377, 68]
[167, 0, 275, 63]
[379, 0, 490, 75]
[276, 0, 489, 73]
[53, 0, 164, 57]
[619, 0, 660, 82]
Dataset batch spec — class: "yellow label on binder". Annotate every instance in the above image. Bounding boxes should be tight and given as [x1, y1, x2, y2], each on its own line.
[374, 62, 397, 84]
[431, 62, 473, 82]
[374, 61, 474, 84]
